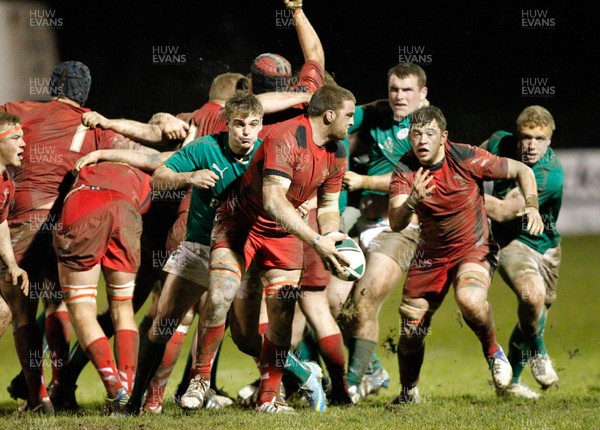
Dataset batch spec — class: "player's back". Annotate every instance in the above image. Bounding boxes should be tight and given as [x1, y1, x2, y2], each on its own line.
[74, 162, 152, 215]
[2, 100, 138, 216]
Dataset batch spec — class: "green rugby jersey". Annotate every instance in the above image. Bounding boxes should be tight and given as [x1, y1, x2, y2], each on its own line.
[486, 130, 563, 254]
[352, 105, 412, 196]
[164, 131, 261, 245]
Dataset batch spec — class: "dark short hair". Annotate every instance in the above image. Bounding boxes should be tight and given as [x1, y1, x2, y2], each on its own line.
[410, 105, 447, 132]
[306, 84, 355, 116]
[387, 62, 427, 88]
[224, 90, 264, 121]
[0, 112, 22, 130]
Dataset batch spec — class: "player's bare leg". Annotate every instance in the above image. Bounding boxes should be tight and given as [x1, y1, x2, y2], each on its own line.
[454, 262, 511, 390]
[256, 268, 301, 411]
[178, 248, 244, 410]
[394, 296, 433, 404]
[1, 277, 51, 411]
[128, 272, 205, 412]
[347, 252, 402, 392]
[507, 273, 557, 389]
[103, 268, 138, 395]
[300, 287, 350, 405]
[0, 295, 11, 338]
[59, 264, 126, 401]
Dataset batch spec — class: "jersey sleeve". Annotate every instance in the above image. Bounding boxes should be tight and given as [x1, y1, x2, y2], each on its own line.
[321, 145, 347, 194]
[262, 129, 297, 181]
[164, 141, 206, 173]
[291, 60, 325, 94]
[463, 145, 509, 181]
[389, 162, 413, 198]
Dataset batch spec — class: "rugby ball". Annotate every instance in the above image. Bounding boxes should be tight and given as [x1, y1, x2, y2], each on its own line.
[329, 235, 365, 282]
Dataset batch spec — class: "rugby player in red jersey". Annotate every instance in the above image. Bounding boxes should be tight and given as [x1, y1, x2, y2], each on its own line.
[388, 105, 543, 403]
[0, 61, 148, 412]
[53, 153, 172, 413]
[179, 84, 355, 414]
[0, 113, 28, 339]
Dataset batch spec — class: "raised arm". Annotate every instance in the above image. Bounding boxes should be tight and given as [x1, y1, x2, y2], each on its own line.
[285, 0, 325, 67]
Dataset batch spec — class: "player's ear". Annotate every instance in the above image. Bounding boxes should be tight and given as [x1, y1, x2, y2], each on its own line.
[325, 110, 335, 124]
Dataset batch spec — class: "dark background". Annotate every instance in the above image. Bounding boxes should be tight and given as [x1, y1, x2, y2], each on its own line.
[44, 1, 598, 148]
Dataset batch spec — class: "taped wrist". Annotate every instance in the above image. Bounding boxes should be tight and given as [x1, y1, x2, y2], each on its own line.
[525, 194, 539, 209]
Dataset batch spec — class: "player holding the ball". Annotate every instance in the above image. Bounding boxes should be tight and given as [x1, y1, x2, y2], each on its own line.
[388, 105, 543, 403]
[192, 84, 356, 413]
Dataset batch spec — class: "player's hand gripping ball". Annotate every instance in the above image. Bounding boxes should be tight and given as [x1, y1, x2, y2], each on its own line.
[325, 233, 365, 282]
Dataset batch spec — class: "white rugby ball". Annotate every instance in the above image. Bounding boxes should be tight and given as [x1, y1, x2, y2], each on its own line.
[332, 236, 365, 282]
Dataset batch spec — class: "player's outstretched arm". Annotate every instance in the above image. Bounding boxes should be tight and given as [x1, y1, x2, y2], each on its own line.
[504, 159, 544, 235]
[343, 171, 392, 192]
[82, 111, 189, 145]
[72, 148, 168, 174]
[149, 112, 190, 141]
[286, 0, 325, 68]
[484, 188, 525, 222]
[0, 220, 28, 296]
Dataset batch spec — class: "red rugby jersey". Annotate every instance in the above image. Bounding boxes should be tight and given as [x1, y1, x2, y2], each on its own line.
[226, 114, 346, 234]
[0, 171, 15, 223]
[0, 100, 142, 216]
[390, 141, 508, 259]
[189, 102, 227, 139]
[73, 162, 152, 215]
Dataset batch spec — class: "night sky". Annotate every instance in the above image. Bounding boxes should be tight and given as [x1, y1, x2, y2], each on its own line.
[43, 1, 598, 149]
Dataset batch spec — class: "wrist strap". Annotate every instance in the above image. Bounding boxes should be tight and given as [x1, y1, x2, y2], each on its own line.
[525, 194, 539, 209]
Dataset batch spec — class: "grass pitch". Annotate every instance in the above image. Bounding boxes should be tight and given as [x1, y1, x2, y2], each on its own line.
[0, 235, 599, 429]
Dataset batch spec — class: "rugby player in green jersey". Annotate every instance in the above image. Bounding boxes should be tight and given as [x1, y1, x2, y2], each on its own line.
[483, 105, 563, 399]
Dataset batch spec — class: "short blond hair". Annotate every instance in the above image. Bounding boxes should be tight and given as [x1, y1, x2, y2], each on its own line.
[516, 105, 555, 133]
[209, 73, 246, 101]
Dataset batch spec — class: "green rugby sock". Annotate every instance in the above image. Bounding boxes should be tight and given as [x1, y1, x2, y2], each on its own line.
[284, 350, 312, 383]
[369, 353, 383, 372]
[295, 329, 320, 362]
[530, 309, 548, 357]
[347, 337, 377, 387]
[508, 324, 528, 383]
